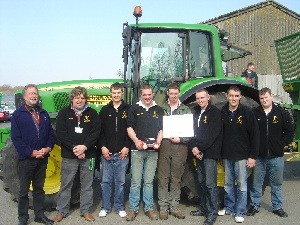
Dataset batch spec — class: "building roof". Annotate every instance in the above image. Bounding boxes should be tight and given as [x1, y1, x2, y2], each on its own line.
[202, 0, 300, 24]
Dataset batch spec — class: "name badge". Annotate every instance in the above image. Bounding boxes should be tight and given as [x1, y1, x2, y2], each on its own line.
[75, 126, 83, 133]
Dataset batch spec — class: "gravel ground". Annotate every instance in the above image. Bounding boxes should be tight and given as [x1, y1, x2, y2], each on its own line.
[0, 172, 300, 225]
[1, 121, 300, 225]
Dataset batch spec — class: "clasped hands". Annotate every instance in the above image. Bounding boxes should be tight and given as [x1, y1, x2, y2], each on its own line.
[102, 146, 129, 160]
[73, 145, 87, 159]
[31, 147, 51, 158]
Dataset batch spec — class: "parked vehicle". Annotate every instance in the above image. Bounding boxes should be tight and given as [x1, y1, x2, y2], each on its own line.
[0, 108, 9, 122]
[4, 106, 16, 120]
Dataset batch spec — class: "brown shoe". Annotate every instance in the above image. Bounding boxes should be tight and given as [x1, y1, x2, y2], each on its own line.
[53, 214, 63, 222]
[82, 213, 95, 222]
[126, 210, 137, 221]
[159, 210, 168, 220]
[171, 209, 185, 219]
[145, 210, 158, 220]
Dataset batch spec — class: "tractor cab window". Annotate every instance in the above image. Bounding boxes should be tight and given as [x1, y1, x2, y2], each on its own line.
[140, 33, 183, 86]
[188, 31, 213, 78]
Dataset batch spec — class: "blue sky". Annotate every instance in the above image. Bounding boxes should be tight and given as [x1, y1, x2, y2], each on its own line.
[0, 0, 299, 87]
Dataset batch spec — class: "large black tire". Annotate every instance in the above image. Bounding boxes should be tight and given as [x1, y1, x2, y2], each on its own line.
[0, 137, 80, 210]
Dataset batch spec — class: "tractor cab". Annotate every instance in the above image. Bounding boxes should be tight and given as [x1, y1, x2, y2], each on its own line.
[122, 6, 252, 105]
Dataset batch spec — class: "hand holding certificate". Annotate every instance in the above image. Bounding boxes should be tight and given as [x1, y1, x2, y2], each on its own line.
[163, 114, 194, 138]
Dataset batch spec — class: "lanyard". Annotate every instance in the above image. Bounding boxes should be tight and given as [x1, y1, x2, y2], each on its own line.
[72, 107, 82, 126]
[25, 105, 40, 125]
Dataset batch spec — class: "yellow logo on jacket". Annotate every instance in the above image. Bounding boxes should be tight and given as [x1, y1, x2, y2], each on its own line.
[203, 116, 207, 123]
[273, 116, 278, 124]
[237, 116, 243, 124]
[153, 111, 158, 118]
[84, 116, 90, 123]
[122, 111, 127, 119]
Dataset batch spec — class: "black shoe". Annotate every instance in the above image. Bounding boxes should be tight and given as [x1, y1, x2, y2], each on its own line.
[34, 216, 54, 225]
[246, 206, 259, 216]
[18, 221, 27, 225]
[272, 208, 288, 217]
[190, 209, 205, 216]
[203, 217, 216, 225]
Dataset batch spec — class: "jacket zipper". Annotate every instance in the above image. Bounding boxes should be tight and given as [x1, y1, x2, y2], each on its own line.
[115, 109, 118, 133]
[266, 115, 269, 157]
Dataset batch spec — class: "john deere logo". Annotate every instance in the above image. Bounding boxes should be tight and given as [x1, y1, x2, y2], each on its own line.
[237, 116, 243, 124]
[153, 111, 158, 118]
[272, 116, 278, 124]
[203, 116, 207, 123]
[84, 116, 90, 123]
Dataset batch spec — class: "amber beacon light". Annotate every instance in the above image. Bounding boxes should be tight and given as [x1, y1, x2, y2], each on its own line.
[133, 6, 142, 25]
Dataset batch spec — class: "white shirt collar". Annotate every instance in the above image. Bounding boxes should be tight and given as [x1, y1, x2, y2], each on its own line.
[137, 100, 157, 111]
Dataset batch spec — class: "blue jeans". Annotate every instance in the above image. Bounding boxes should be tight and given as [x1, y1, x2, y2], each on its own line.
[196, 158, 218, 219]
[249, 157, 284, 210]
[101, 154, 129, 212]
[223, 159, 248, 217]
[129, 150, 158, 212]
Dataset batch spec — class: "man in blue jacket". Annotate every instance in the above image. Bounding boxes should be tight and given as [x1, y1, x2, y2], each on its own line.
[247, 87, 294, 218]
[11, 84, 55, 225]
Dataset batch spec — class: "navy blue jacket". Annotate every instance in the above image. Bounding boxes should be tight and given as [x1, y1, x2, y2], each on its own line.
[11, 105, 55, 160]
[253, 103, 294, 158]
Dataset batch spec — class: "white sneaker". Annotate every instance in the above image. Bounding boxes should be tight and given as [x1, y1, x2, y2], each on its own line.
[218, 209, 226, 216]
[235, 216, 244, 223]
[99, 209, 107, 217]
[118, 210, 127, 218]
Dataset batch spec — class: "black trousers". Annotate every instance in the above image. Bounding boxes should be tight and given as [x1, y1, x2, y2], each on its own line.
[18, 157, 48, 222]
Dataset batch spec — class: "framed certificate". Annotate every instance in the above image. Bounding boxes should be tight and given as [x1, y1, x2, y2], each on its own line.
[163, 114, 194, 138]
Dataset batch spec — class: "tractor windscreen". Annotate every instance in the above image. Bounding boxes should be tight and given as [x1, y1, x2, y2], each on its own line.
[140, 31, 213, 84]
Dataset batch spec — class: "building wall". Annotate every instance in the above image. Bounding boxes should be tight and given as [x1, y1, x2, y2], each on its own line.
[207, 5, 300, 77]
[258, 74, 292, 104]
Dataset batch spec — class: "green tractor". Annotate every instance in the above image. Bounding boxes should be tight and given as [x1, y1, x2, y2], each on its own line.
[0, 79, 121, 208]
[275, 31, 300, 163]
[121, 6, 259, 197]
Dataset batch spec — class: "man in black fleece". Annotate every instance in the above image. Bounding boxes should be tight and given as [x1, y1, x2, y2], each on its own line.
[54, 86, 101, 222]
[98, 82, 131, 218]
[247, 87, 293, 218]
[189, 89, 223, 225]
[219, 85, 259, 223]
[126, 84, 164, 221]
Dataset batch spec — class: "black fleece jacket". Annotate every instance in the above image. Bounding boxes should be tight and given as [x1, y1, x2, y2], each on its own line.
[221, 103, 259, 160]
[189, 101, 223, 159]
[127, 103, 164, 149]
[253, 103, 294, 158]
[99, 100, 131, 153]
[56, 105, 101, 159]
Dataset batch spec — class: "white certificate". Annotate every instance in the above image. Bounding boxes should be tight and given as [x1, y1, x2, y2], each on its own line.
[163, 114, 194, 138]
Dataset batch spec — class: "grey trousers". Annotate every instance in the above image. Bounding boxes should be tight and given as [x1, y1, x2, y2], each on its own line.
[157, 139, 188, 211]
[56, 158, 94, 216]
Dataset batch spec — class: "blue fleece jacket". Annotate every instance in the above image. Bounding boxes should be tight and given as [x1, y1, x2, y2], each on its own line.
[11, 104, 55, 160]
